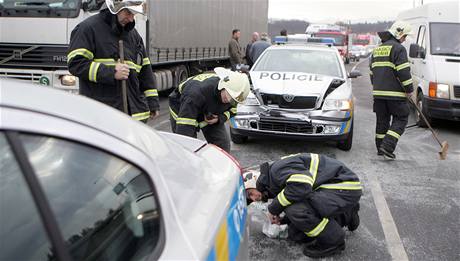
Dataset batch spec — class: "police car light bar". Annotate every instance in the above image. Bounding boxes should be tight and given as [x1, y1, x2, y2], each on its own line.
[273, 36, 288, 44]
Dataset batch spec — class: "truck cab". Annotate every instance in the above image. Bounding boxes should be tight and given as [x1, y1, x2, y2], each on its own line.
[398, 2, 460, 125]
[313, 30, 351, 64]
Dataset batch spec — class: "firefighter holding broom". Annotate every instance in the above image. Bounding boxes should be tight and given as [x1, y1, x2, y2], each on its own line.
[67, 0, 159, 123]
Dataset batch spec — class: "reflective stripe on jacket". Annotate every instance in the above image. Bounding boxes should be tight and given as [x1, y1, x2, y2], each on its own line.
[67, 9, 159, 120]
[266, 153, 362, 215]
[370, 33, 414, 100]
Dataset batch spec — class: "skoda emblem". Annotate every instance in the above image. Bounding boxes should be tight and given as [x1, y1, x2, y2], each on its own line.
[283, 94, 295, 102]
[39, 76, 50, 86]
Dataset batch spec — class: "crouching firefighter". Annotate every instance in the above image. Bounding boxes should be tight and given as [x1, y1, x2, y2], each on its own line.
[169, 67, 250, 152]
[243, 153, 362, 258]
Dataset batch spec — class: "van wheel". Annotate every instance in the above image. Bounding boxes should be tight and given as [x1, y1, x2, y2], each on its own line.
[337, 122, 353, 151]
[230, 130, 248, 144]
[416, 92, 431, 128]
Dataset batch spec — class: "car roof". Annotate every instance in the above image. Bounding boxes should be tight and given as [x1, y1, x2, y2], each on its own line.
[0, 79, 164, 153]
[266, 44, 338, 52]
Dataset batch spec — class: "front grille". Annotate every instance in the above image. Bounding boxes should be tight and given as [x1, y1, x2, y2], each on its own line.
[0, 43, 68, 70]
[0, 71, 43, 84]
[261, 93, 317, 109]
[454, 85, 460, 98]
[258, 117, 314, 134]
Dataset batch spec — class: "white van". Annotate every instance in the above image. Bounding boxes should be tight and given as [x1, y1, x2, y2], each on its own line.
[397, 2, 460, 126]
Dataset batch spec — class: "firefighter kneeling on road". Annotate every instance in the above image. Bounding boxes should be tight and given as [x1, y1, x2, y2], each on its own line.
[370, 21, 414, 159]
[169, 67, 250, 152]
[244, 153, 362, 258]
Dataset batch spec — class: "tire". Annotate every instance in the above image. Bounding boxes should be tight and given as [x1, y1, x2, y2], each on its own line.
[416, 92, 431, 128]
[230, 129, 248, 144]
[337, 122, 353, 151]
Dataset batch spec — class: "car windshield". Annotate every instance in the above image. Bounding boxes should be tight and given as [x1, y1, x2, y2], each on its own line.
[430, 23, 460, 56]
[253, 49, 343, 78]
[314, 33, 345, 46]
[0, 0, 80, 17]
[352, 46, 363, 51]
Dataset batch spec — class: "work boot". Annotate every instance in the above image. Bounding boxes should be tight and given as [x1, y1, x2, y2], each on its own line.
[347, 204, 360, 232]
[377, 149, 384, 156]
[303, 240, 345, 258]
[380, 147, 396, 160]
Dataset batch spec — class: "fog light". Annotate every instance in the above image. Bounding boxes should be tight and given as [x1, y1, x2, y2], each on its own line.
[60, 75, 77, 86]
[324, 125, 341, 134]
[236, 119, 250, 128]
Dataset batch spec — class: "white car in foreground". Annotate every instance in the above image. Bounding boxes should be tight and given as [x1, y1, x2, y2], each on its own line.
[0, 79, 248, 261]
[230, 44, 361, 150]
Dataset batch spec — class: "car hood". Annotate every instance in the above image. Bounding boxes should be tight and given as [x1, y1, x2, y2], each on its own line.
[250, 71, 336, 98]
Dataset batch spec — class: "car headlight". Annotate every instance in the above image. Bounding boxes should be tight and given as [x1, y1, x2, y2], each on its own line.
[243, 92, 260, 106]
[322, 99, 352, 111]
[60, 75, 77, 86]
[429, 82, 449, 99]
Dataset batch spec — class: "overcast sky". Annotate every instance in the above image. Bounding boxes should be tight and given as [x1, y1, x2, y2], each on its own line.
[268, 0, 451, 23]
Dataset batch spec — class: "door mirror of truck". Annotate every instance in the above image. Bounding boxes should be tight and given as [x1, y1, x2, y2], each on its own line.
[348, 70, 362, 78]
[409, 44, 420, 58]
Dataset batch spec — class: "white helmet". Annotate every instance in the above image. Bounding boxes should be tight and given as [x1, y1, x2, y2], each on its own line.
[388, 21, 413, 40]
[214, 67, 250, 104]
[106, 0, 146, 15]
[243, 170, 259, 190]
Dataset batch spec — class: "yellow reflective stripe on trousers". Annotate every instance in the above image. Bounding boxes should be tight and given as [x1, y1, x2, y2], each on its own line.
[132, 111, 150, 121]
[68, 48, 94, 61]
[372, 90, 406, 97]
[88, 62, 100, 83]
[277, 189, 291, 207]
[371, 61, 395, 69]
[286, 174, 314, 186]
[144, 89, 158, 97]
[142, 57, 151, 66]
[387, 130, 400, 139]
[176, 117, 198, 126]
[305, 218, 329, 237]
[402, 78, 413, 86]
[169, 107, 178, 120]
[309, 153, 320, 184]
[317, 181, 363, 190]
[376, 133, 385, 139]
[396, 62, 410, 71]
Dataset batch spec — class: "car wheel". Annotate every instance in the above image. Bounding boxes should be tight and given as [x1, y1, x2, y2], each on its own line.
[230, 130, 248, 144]
[416, 92, 431, 128]
[337, 122, 353, 151]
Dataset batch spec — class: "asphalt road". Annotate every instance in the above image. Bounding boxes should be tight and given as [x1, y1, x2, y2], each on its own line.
[150, 60, 460, 261]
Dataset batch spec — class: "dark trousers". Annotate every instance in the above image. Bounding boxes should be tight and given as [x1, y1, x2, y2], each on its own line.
[373, 99, 409, 153]
[170, 118, 231, 153]
[284, 190, 361, 247]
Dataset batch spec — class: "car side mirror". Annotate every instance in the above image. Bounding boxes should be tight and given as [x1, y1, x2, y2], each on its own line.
[348, 70, 362, 78]
[409, 44, 419, 58]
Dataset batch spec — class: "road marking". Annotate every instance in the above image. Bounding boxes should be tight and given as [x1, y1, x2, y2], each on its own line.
[367, 173, 409, 261]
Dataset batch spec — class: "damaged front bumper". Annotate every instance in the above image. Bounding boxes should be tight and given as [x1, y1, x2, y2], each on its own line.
[230, 105, 353, 140]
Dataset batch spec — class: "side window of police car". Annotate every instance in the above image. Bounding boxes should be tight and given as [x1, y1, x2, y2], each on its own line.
[19, 133, 162, 260]
[0, 133, 54, 261]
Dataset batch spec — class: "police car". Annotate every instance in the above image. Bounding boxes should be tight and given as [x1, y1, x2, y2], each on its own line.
[230, 38, 361, 150]
[0, 79, 248, 260]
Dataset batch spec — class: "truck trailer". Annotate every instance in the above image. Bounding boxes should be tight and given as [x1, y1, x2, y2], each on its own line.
[0, 0, 268, 93]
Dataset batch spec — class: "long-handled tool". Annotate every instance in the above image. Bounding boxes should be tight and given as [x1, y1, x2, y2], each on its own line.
[407, 97, 448, 160]
[118, 40, 129, 114]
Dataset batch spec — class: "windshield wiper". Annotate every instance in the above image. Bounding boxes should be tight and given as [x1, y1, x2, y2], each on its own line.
[434, 52, 460, 57]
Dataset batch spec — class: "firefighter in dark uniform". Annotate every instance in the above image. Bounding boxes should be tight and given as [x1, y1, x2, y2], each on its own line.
[244, 153, 362, 258]
[169, 67, 250, 152]
[370, 21, 414, 159]
[67, 0, 159, 122]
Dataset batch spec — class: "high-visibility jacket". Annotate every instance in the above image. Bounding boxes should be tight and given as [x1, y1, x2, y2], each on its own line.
[258, 153, 362, 216]
[67, 9, 159, 121]
[370, 32, 414, 100]
[169, 73, 237, 137]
